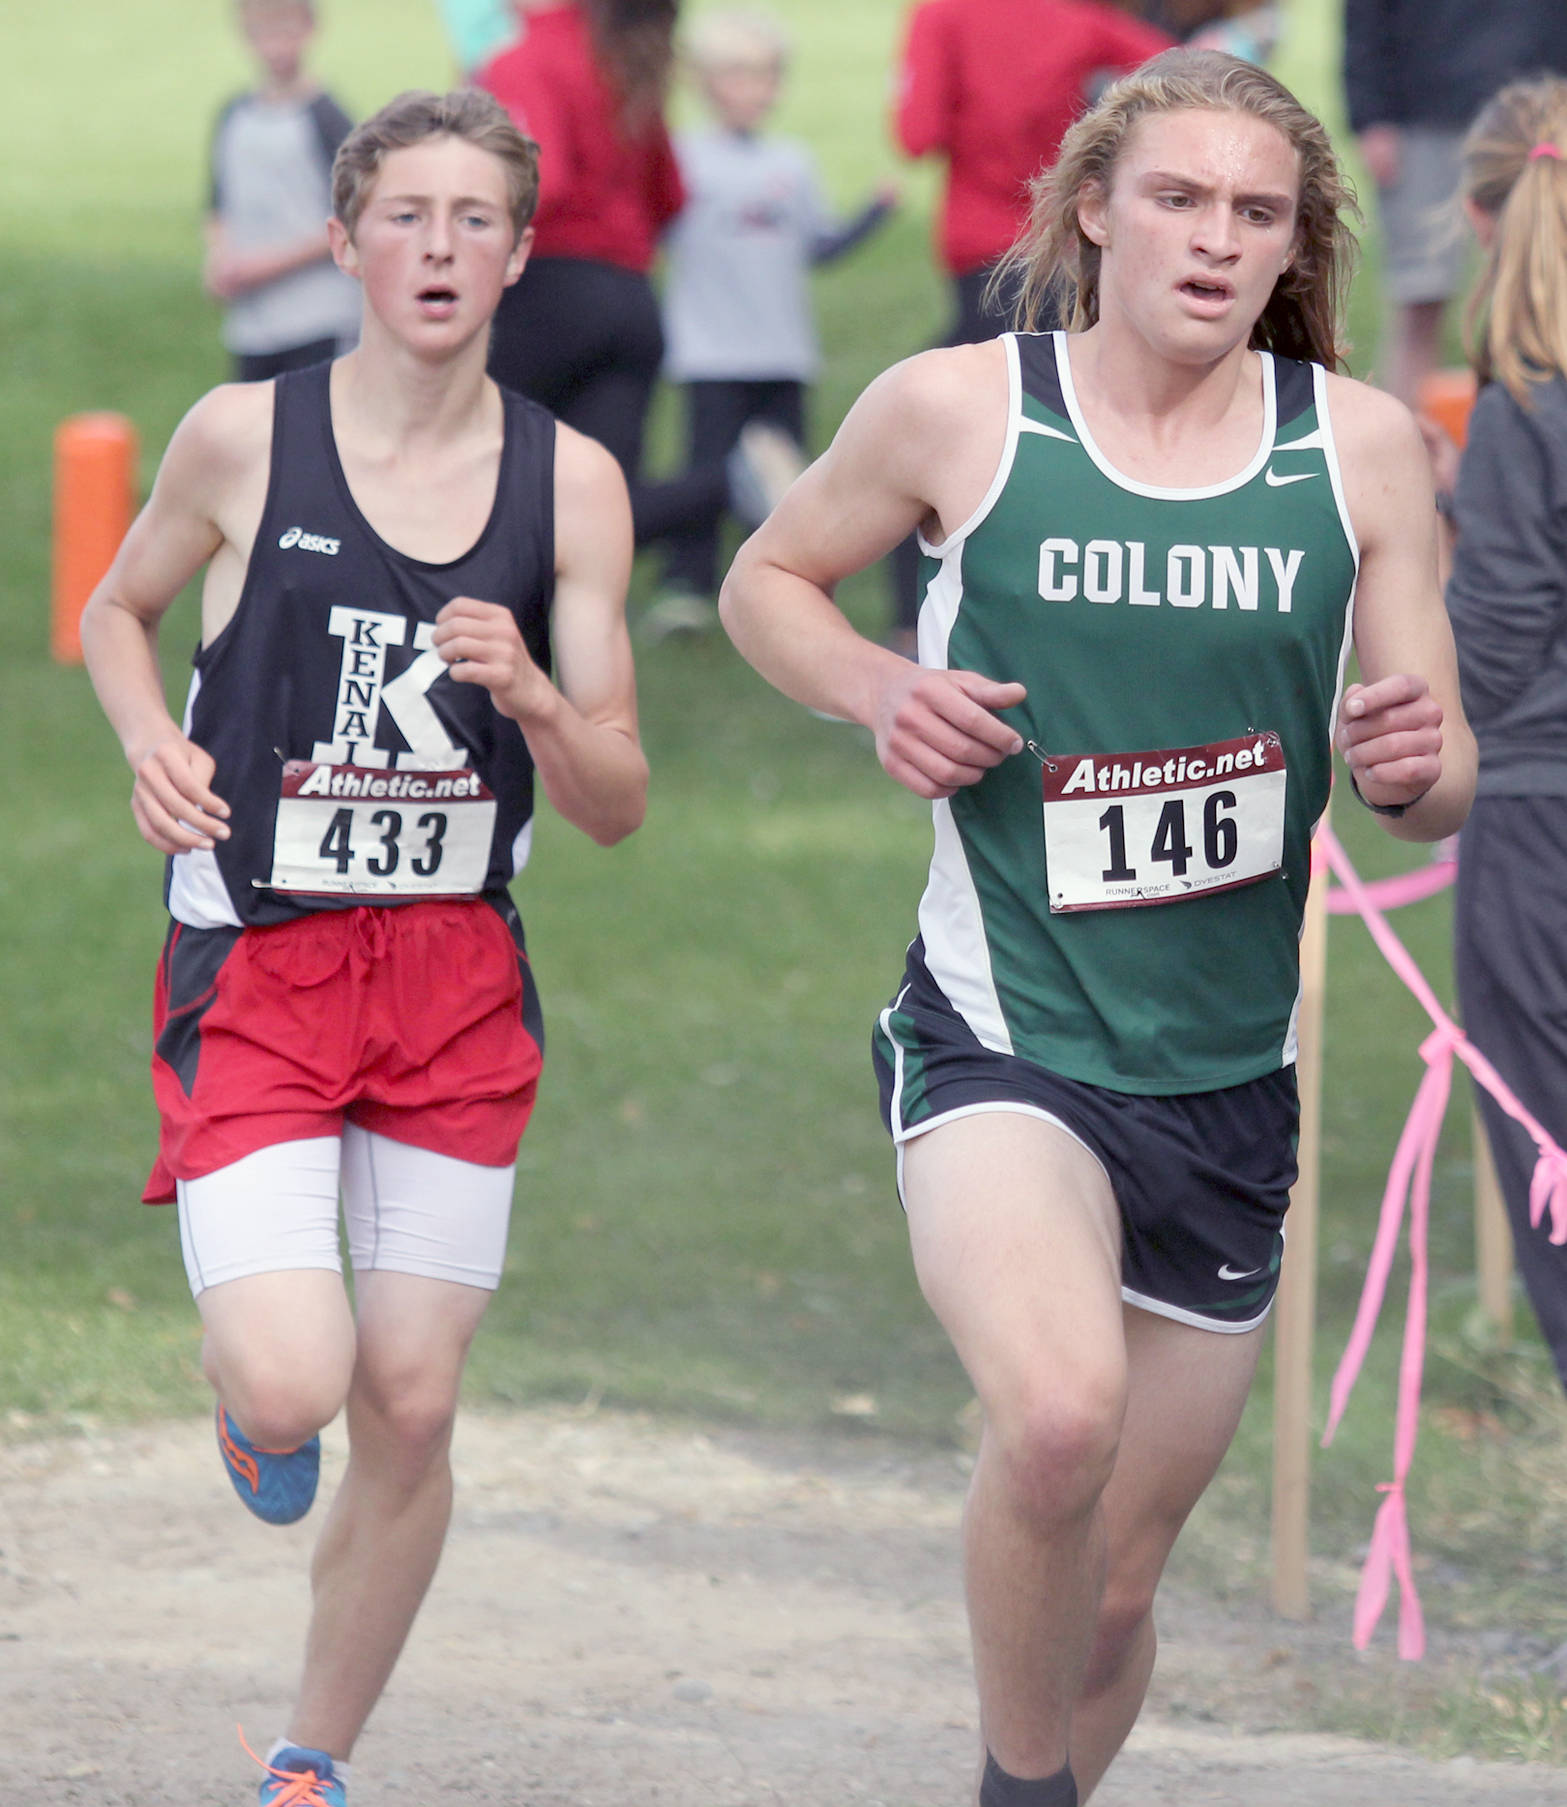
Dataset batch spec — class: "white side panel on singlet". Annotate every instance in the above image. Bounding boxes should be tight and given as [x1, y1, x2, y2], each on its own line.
[1280, 363, 1363, 1068]
[167, 670, 244, 929]
[912, 338, 1026, 1056]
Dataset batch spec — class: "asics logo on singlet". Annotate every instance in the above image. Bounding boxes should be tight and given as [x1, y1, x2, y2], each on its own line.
[278, 525, 341, 555]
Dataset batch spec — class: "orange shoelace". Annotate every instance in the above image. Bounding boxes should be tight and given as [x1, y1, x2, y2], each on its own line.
[218, 1406, 307, 1492]
[238, 1726, 339, 1805]
[217, 1408, 261, 1493]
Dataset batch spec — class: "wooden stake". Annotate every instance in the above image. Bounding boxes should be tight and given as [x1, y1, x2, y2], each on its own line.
[1272, 852, 1328, 1621]
[1472, 1101, 1514, 1344]
[51, 411, 137, 664]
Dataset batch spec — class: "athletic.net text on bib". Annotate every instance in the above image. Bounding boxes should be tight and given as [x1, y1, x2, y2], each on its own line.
[1040, 731, 1286, 912]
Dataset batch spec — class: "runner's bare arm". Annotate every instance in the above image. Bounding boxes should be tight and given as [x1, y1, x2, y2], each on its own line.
[80, 386, 269, 855]
[1328, 375, 1476, 841]
[432, 425, 647, 845]
[720, 348, 1026, 801]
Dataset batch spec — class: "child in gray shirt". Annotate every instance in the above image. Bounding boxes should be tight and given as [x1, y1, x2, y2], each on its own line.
[206, 0, 361, 381]
[652, 8, 894, 626]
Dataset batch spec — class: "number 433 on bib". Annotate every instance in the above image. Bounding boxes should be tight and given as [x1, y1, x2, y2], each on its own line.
[263, 758, 497, 897]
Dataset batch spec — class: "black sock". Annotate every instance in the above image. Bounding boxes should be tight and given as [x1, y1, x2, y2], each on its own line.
[979, 1751, 1078, 1807]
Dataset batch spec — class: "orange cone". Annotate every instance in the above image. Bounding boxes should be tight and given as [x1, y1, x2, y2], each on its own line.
[1416, 366, 1477, 449]
[52, 411, 138, 664]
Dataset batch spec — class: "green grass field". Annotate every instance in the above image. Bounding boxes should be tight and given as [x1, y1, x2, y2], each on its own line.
[3, 0, 1565, 1764]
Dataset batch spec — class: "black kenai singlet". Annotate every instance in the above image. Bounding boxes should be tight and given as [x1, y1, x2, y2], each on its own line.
[167, 362, 556, 930]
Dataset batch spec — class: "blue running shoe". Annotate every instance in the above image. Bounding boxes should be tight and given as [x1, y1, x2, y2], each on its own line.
[216, 1404, 320, 1525]
[254, 1743, 346, 1807]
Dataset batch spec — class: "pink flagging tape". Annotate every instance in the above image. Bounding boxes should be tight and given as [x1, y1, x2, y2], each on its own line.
[1323, 851, 1455, 915]
[1315, 824, 1567, 1659]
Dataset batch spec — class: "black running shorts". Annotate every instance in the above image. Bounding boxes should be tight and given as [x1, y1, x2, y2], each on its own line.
[872, 942, 1299, 1333]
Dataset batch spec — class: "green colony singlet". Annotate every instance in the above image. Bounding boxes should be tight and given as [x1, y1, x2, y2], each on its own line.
[910, 331, 1358, 1092]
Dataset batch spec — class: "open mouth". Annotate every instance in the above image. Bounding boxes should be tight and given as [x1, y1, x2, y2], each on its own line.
[1180, 278, 1233, 305]
[417, 285, 459, 314]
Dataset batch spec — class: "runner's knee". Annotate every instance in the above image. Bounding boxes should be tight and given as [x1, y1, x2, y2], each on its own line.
[365, 1381, 460, 1456]
[349, 1345, 466, 1463]
[197, 1264, 356, 1447]
[984, 1368, 1124, 1522]
[221, 1360, 349, 1451]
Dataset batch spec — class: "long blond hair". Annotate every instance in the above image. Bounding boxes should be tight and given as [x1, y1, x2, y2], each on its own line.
[1460, 77, 1567, 404]
[991, 48, 1359, 371]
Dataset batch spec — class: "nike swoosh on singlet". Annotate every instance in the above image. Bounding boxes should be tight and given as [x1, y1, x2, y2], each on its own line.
[1264, 468, 1317, 487]
[1218, 1263, 1264, 1281]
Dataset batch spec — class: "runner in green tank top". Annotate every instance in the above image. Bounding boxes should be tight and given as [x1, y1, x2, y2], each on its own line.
[722, 48, 1474, 1807]
[914, 328, 1357, 1092]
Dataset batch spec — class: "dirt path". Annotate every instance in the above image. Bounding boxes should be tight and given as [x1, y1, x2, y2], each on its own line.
[2, 1409, 1562, 1805]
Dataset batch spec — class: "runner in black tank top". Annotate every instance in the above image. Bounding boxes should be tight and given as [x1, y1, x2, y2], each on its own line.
[722, 52, 1473, 1807]
[172, 359, 556, 930]
[80, 92, 646, 1806]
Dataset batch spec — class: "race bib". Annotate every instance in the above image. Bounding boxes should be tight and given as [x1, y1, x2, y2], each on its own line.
[262, 760, 496, 897]
[1039, 732, 1286, 913]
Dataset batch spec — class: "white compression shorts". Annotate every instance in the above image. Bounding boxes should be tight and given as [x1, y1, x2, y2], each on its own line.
[176, 1127, 516, 1297]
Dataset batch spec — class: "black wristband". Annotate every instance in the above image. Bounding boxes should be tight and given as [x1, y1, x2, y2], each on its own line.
[1350, 772, 1415, 818]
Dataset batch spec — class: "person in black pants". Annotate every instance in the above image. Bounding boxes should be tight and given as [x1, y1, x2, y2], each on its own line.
[1438, 76, 1567, 1393]
[659, 381, 803, 599]
[489, 255, 731, 547]
[480, 1, 791, 579]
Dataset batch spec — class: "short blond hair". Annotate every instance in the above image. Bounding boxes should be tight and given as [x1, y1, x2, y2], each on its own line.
[991, 48, 1359, 371]
[1460, 76, 1567, 402]
[684, 8, 789, 73]
[331, 89, 540, 243]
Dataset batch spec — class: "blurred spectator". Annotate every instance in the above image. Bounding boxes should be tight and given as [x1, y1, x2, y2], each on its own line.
[432, 0, 519, 75]
[1438, 76, 1567, 1394]
[885, 0, 1171, 648]
[479, 2, 789, 570]
[1133, 0, 1277, 66]
[651, 8, 895, 634]
[1343, 0, 1567, 407]
[478, 1, 681, 458]
[894, 0, 1171, 347]
[205, 0, 360, 381]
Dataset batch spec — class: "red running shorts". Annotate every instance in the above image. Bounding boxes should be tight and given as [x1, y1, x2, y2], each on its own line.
[143, 895, 543, 1204]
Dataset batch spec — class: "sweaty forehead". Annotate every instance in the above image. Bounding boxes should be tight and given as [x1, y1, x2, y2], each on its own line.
[1116, 107, 1300, 199]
